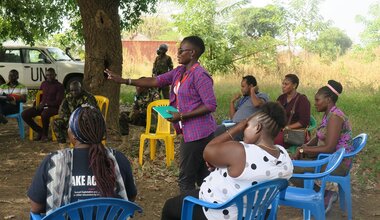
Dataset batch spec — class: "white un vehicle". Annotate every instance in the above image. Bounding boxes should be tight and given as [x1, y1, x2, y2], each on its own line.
[0, 46, 84, 89]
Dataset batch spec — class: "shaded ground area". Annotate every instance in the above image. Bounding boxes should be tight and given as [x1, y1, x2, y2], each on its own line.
[0, 120, 379, 219]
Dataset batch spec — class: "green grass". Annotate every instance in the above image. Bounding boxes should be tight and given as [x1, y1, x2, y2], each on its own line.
[120, 74, 380, 186]
[119, 86, 136, 105]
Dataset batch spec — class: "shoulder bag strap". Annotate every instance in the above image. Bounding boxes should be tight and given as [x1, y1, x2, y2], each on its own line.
[287, 93, 300, 125]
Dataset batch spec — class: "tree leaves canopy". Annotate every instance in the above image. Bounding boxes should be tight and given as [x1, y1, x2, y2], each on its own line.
[311, 27, 352, 62]
[0, 0, 157, 45]
[356, 2, 380, 48]
[0, 0, 65, 44]
[172, 0, 244, 74]
[232, 5, 285, 39]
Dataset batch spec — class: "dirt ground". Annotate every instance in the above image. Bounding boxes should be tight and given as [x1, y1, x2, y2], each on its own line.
[0, 119, 379, 220]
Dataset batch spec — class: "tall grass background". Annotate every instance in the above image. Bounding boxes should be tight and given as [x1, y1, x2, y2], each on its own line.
[120, 52, 380, 187]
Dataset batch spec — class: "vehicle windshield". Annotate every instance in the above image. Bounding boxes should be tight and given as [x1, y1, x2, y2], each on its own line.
[46, 48, 72, 61]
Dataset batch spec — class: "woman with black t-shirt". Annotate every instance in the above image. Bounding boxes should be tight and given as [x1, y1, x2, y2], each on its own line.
[28, 105, 137, 215]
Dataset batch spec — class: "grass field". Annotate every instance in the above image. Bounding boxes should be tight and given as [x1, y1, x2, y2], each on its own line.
[120, 66, 380, 186]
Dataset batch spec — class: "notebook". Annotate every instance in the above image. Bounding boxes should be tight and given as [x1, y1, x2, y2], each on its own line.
[153, 106, 179, 119]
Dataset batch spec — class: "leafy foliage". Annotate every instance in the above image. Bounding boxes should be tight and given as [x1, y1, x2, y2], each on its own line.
[0, 0, 158, 45]
[171, 0, 286, 74]
[119, 0, 158, 31]
[356, 2, 380, 48]
[0, 0, 65, 44]
[171, 0, 246, 74]
[1, 0, 159, 130]
[37, 30, 85, 60]
[232, 5, 285, 39]
[275, 0, 330, 52]
[124, 16, 180, 41]
[228, 5, 285, 71]
[311, 27, 352, 62]
[170, 0, 346, 73]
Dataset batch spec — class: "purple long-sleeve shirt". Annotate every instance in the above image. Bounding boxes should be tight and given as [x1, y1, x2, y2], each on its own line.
[157, 63, 217, 142]
[39, 80, 65, 109]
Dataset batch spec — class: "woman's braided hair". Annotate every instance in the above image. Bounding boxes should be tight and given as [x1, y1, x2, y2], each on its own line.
[69, 106, 115, 197]
[254, 102, 287, 138]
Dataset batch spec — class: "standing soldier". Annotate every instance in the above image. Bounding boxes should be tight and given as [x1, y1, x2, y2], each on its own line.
[54, 81, 98, 144]
[152, 44, 173, 99]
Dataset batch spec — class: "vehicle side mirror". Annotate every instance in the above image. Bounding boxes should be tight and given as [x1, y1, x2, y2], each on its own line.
[44, 58, 52, 64]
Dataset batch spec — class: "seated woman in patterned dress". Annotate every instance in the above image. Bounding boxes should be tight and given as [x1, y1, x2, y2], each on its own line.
[293, 80, 353, 213]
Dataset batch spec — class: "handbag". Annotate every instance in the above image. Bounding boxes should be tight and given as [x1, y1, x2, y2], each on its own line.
[283, 94, 307, 146]
[283, 128, 306, 146]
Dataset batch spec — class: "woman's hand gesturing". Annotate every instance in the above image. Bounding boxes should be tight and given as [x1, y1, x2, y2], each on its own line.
[105, 69, 127, 84]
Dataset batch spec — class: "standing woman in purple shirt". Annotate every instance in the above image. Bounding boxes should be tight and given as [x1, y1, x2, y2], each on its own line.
[106, 36, 217, 193]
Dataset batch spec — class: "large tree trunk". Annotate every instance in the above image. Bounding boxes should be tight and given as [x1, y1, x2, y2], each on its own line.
[77, 0, 122, 133]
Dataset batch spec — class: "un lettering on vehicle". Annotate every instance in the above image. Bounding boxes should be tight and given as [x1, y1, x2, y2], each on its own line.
[31, 67, 48, 82]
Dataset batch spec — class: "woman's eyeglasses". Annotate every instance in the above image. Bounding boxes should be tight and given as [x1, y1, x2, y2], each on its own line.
[178, 48, 192, 54]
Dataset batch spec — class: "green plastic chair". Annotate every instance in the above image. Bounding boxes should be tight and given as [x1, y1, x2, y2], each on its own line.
[288, 115, 317, 154]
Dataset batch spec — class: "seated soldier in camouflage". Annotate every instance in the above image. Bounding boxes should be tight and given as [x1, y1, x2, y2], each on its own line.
[54, 81, 98, 144]
[119, 78, 160, 140]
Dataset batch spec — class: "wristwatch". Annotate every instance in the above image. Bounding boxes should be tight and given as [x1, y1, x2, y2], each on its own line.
[299, 147, 304, 154]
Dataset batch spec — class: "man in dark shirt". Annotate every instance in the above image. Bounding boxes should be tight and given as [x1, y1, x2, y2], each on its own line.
[53, 81, 98, 144]
[22, 68, 64, 141]
[152, 44, 173, 99]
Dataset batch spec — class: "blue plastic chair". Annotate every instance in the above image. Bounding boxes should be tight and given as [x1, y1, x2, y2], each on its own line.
[30, 198, 142, 220]
[5, 102, 25, 139]
[181, 179, 288, 220]
[272, 148, 345, 220]
[317, 133, 368, 220]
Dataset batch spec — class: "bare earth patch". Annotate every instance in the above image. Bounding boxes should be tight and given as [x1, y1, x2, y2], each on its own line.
[0, 120, 379, 220]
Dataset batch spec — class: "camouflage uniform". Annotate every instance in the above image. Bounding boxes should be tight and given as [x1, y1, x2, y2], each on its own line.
[119, 88, 160, 135]
[54, 90, 98, 143]
[152, 54, 173, 99]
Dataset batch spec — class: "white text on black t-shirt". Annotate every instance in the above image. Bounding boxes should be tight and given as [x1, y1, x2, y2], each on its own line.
[72, 175, 97, 186]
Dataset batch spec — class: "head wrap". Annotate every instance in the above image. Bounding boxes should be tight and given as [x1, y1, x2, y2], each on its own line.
[68, 104, 96, 144]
